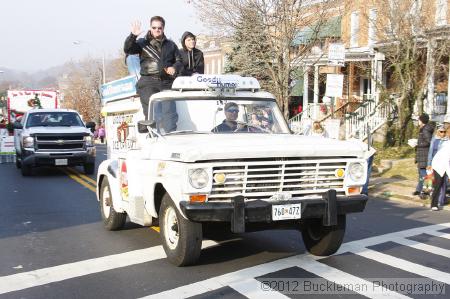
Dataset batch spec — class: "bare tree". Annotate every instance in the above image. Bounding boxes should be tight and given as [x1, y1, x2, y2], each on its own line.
[193, 0, 340, 118]
[60, 58, 102, 123]
[357, 0, 450, 145]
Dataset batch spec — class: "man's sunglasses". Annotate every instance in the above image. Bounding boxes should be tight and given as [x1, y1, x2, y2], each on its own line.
[152, 26, 163, 30]
[226, 109, 239, 113]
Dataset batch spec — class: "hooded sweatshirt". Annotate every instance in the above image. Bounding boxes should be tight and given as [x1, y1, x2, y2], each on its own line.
[180, 31, 205, 76]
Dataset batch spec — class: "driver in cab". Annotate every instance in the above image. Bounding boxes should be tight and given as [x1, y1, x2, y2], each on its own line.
[212, 102, 239, 132]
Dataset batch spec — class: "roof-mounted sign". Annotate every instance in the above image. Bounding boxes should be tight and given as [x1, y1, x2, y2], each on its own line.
[101, 75, 137, 103]
[172, 74, 261, 91]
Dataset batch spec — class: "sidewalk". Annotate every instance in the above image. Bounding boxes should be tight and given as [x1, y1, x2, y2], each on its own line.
[368, 158, 450, 211]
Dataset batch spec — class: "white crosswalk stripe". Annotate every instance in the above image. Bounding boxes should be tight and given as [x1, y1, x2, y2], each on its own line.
[393, 237, 450, 258]
[0, 240, 218, 295]
[425, 231, 450, 240]
[1, 223, 450, 298]
[147, 223, 450, 298]
[350, 247, 450, 285]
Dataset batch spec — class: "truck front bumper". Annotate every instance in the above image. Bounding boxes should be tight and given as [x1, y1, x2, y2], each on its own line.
[21, 147, 96, 167]
[180, 191, 368, 233]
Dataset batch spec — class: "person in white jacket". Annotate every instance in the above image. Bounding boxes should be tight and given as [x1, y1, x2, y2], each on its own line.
[430, 131, 450, 210]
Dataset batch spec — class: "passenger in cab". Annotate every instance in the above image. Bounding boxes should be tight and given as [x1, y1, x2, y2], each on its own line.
[212, 102, 239, 132]
[180, 31, 204, 76]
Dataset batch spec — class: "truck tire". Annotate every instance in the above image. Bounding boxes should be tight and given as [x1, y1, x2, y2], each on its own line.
[301, 215, 346, 256]
[100, 178, 126, 231]
[84, 163, 95, 175]
[160, 193, 202, 266]
[15, 156, 21, 169]
[21, 164, 32, 176]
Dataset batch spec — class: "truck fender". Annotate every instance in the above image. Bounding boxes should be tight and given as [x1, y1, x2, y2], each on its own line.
[97, 159, 125, 213]
[144, 180, 185, 220]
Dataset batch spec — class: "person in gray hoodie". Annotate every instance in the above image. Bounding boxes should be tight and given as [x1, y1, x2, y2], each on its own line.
[180, 31, 204, 76]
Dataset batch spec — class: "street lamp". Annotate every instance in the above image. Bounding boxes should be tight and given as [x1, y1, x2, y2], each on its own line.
[72, 40, 106, 84]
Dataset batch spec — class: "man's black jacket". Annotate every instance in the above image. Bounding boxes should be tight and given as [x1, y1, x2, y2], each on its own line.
[124, 32, 183, 80]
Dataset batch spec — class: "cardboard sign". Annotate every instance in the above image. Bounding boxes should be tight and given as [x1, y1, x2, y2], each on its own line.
[327, 43, 345, 66]
[325, 74, 344, 97]
[0, 136, 15, 153]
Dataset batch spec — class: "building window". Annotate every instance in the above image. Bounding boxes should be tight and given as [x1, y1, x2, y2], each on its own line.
[436, 0, 447, 26]
[350, 11, 359, 48]
[368, 9, 377, 46]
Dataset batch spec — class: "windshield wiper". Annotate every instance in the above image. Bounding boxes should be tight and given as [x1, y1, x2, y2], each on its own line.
[164, 130, 194, 135]
[164, 130, 209, 135]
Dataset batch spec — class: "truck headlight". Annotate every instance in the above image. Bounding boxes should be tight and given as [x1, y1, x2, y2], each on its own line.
[22, 136, 34, 148]
[189, 168, 209, 189]
[348, 162, 365, 182]
[84, 136, 93, 146]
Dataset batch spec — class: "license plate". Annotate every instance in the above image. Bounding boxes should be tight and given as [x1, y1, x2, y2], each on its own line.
[272, 204, 301, 221]
[55, 159, 68, 166]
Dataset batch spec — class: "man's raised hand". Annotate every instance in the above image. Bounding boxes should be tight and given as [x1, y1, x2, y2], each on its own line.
[131, 20, 143, 36]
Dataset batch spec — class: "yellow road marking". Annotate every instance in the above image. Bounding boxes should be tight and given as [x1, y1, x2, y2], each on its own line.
[61, 168, 97, 193]
[63, 168, 161, 234]
[66, 167, 96, 185]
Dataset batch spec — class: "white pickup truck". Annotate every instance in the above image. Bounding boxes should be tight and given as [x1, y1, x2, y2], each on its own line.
[14, 108, 96, 176]
[97, 74, 369, 266]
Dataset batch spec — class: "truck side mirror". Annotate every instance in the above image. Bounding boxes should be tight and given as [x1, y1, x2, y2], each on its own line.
[137, 120, 156, 133]
[13, 122, 23, 129]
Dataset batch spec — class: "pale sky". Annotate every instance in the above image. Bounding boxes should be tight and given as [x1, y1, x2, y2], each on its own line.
[0, 0, 203, 72]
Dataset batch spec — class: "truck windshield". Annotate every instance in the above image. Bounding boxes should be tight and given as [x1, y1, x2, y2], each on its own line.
[26, 112, 84, 128]
[150, 98, 290, 135]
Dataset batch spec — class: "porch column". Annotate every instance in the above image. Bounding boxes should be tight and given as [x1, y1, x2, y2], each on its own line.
[303, 66, 309, 113]
[373, 52, 385, 104]
[370, 59, 376, 98]
[426, 39, 436, 115]
[313, 64, 319, 119]
[446, 55, 450, 120]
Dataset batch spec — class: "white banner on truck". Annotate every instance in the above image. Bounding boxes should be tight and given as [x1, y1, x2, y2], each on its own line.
[7, 90, 58, 122]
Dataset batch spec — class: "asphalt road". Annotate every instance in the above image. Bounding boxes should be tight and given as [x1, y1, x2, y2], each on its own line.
[0, 145, 449, 298]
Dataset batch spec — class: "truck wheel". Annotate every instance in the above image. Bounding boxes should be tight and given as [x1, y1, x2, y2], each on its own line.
[15, 156, 21, 169]
[160, 193, 202, 266]
[301, 215, 346, 256]
[84, 163, 95, 175]
[100, 178, 126, 231]
[21, 164, 32, 176]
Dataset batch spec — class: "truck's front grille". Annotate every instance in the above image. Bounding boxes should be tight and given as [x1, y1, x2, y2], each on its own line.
[209, 158, 351, 200]
[34, 134, 86, 151]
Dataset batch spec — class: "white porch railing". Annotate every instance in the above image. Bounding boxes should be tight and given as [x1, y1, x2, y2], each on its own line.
[288, 103, 322, 134]
[345, 98, 391, 140]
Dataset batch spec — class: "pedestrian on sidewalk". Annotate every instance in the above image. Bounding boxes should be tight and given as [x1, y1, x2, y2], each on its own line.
[98, 125, 106, 144]
[413, 114, 434, 196]
[427, 123, 448, 205]
[430, 127, 450, 211]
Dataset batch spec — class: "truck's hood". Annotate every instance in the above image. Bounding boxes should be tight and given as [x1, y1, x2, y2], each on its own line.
[149, 134, 367, 162]
[27, 126, 91, 135]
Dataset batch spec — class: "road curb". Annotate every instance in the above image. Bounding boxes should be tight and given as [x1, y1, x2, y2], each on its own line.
[371, 190, 450, 211]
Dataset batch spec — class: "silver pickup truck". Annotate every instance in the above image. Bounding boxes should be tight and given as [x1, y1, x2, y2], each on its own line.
[14, 108, 96, 176]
